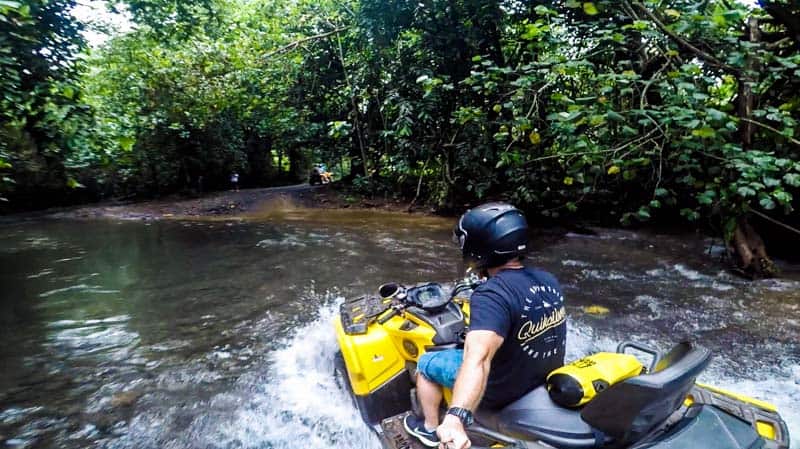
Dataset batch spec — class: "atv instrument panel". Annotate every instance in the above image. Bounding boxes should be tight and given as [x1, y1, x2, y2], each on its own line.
[406, 283, 449, 311]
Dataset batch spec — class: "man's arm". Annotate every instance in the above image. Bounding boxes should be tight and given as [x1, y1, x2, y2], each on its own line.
[451, 330, 504, 410]
[437, 330, 504, 449]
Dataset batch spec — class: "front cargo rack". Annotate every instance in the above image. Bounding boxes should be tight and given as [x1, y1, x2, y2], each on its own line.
[340, 294, 391, 335]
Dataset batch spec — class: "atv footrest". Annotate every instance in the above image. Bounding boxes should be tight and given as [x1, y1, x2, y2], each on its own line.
[380, 412, 429, 449]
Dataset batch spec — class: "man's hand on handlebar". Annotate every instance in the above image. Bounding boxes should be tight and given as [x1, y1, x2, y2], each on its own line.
[437, 415, 471, 449]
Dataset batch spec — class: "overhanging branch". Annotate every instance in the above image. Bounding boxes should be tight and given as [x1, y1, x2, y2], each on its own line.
[263, 27, 348, 59]
[740, 118, 800, 147]
[633, 3, 737, 72]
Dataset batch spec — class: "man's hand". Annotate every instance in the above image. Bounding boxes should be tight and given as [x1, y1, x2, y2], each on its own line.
[437, 414, 470, 449]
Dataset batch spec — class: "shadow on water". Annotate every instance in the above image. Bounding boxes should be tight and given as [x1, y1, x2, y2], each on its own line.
[0, 206, 797, 448]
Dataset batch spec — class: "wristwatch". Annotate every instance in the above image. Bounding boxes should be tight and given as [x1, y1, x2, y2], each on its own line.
[446, 407, 474, 427]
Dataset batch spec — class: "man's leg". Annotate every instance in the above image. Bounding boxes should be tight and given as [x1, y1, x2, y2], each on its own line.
[404, 349, 463, 447]
[416, 372, 443, 430]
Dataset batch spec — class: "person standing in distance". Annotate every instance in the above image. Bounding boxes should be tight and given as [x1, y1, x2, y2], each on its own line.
[403, 203, 567, 449]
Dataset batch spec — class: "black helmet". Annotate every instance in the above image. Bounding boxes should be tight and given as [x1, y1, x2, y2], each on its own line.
[453, 202, 529, 269]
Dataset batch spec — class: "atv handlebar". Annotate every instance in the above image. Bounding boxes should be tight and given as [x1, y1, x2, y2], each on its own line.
[449, 273, 484, 300]
[372, 277, 481, 326]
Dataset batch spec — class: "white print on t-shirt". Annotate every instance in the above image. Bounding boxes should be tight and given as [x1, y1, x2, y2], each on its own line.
[518, 283, 565, 359]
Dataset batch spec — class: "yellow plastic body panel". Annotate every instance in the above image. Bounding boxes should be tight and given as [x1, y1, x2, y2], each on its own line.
[694, 382, 778, 413]
[443, 387, 453, 405]
[335, 311, 437, 396]
[453, 297, 470, 322]
[756, 421, 777, 440]
[335, 317, 404, 395]
[547, 352, 644, 406]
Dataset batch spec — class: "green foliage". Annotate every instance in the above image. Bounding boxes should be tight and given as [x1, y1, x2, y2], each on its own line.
[107, 0, 217, 37]
[0, 0, 91, 204]
[299, 0, 800, 231]
[80, 0, 319, 195]
[3, 0, 800, 239]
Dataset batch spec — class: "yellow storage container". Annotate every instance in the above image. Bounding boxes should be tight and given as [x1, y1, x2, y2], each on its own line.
[547, 352, 644, 407]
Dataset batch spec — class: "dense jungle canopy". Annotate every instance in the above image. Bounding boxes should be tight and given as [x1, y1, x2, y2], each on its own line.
[1, 0, 799, 274]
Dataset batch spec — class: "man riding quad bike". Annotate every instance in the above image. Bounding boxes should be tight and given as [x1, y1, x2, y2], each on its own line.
[332, 202, 790, 449]
[309, 163, 332, 185]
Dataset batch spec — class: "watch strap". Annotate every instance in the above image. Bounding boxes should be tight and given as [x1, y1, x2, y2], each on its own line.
[446, 406, 474, 427]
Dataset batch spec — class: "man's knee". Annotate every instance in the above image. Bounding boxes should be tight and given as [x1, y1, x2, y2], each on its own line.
[416, 349, 463, 389]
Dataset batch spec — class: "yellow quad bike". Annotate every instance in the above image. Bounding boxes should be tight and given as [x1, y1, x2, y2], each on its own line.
[333, 279, 790, 449]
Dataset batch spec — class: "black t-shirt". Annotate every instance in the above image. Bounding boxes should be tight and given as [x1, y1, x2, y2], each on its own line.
[469, 266, 567, 409]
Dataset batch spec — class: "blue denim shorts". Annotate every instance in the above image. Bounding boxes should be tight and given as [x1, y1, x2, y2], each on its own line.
[417, 349, 463, 388]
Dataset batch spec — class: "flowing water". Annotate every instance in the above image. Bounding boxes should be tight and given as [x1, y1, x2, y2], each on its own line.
[0, 207, 798, 449]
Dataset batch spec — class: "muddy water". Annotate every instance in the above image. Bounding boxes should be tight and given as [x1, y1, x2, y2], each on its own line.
[0, 208, 797, 449]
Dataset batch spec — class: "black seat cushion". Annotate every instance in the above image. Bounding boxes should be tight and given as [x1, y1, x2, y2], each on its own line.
[475, 386, 601, 448]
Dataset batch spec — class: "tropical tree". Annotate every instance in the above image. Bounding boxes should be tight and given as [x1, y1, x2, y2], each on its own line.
[0, 0, 90, 205]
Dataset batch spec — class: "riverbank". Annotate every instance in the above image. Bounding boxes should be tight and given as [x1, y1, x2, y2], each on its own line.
[6, 182, 800, 279]
[4, 183, 425, 222]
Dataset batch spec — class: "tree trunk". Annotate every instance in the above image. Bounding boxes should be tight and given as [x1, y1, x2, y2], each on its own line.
[729, 217, 778, 278]
[277, 148, 284, 179]
[728, 18, 778, 278]
[738, 17, 761, 149]
[245, 131, 273, 185]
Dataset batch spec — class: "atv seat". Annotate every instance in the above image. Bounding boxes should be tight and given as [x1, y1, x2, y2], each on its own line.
[580, 341, 712, 445]
[475, 386, 604, 448]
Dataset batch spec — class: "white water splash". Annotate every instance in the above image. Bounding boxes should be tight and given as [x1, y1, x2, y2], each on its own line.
[202, 305, 799, 449]
[210, 302, 380, 449]
[757, 278, 800, 292]
[38, 284, 120, 298]
[634, 295, 664, 319]
[710, 281, 735, 292]
[673, 264, 710, 281]
[256, 235, 307, 248]
[581, 269, 627, 281]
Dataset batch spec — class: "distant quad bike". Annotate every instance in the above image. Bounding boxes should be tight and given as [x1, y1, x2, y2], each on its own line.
[309, 164, 332, 185]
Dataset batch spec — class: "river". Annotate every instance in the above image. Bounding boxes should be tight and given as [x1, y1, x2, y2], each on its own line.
[0, 207, 798, 449]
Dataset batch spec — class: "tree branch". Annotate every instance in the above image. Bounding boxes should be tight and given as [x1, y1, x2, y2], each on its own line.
[263, 27, 348, 59]
[633, 3, 737, 72]
[409, 157, 430, 210]
[640, 58, 671, 110]
[765, 37, 792, 49]
[523, 128, 659, 165]
[751, 209, 800, 237]
[501, 81, 554, 154]
[740, 118, 800, 147]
